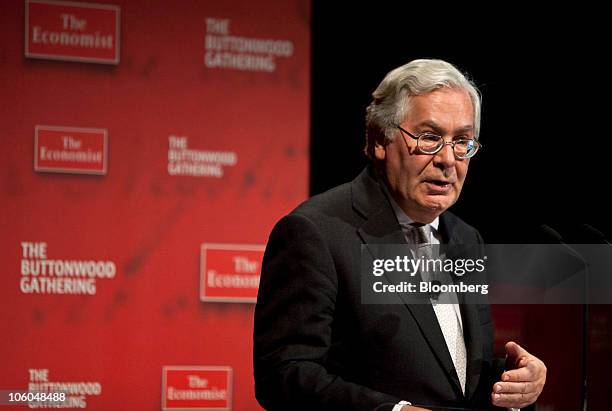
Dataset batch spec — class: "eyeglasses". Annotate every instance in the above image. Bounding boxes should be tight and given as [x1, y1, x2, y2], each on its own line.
[396, 125, 482, 159]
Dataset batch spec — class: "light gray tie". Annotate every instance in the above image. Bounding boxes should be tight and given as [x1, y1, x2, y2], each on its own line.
[412, 224, 467, 394]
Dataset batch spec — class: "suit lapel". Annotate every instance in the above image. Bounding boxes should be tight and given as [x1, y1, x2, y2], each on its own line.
[352, 167, 466, 398]
[459, 298, 484, 399]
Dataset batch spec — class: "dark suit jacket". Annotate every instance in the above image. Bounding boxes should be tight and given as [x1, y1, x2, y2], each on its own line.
[254, 166, 498, 411]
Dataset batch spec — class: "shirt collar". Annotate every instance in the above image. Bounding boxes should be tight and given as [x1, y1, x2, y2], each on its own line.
[381, 183, 440, 232]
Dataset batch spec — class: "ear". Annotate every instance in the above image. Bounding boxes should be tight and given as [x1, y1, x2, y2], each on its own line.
[374, 143, 386, 161]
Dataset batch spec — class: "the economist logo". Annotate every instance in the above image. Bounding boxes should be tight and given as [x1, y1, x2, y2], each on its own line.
[162, 366, 232, 411]
[34, 125, 108, 175]
[25, 0, 120, 64]
[200, 243, 264, 303]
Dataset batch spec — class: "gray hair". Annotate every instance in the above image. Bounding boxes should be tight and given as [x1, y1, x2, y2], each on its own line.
[364, 58, 481, 159]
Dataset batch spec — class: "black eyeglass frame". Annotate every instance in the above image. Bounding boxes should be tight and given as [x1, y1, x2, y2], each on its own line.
[395, 125, 482, 159]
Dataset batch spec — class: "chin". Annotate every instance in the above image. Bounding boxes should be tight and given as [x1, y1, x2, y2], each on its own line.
[420, 198, 453, 214]
[416, 201, 442, 214]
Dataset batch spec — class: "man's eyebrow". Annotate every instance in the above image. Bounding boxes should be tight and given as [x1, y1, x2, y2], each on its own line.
[416, 120, 474, 135]
[455, 125, 475, 135]
[415, 120, 444, 134]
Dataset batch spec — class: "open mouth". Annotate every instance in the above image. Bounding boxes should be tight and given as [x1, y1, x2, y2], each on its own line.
[425, 179, 452, 187]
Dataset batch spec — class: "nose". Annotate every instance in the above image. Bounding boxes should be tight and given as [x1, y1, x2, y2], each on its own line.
[432, 141, 456, 169]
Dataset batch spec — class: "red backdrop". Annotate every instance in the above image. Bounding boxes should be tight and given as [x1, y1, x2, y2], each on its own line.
[1, 0, 310, 409]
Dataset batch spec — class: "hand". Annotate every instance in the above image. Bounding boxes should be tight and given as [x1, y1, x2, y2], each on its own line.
[400, 406, 430, 411]
[491, 341, 547, 409]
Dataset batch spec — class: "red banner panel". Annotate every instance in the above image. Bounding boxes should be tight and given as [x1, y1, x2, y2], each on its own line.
[34, 125, 108, 174]
[162, 366, 232, 411]
[2, 0, 309, 409]
[200, 244, 264, 303]
[25, 0, 120, 64]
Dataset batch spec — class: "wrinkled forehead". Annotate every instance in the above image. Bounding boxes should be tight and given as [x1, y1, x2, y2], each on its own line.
[402, 88, 475, 132]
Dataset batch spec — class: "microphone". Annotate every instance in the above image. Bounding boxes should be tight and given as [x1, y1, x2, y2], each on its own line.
[539, 225, 588, 262]
[580, 223, 612, 245]
[539, 224, 563, 242]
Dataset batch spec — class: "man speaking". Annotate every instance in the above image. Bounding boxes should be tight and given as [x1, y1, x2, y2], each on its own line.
[253, 59, 546, 410]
